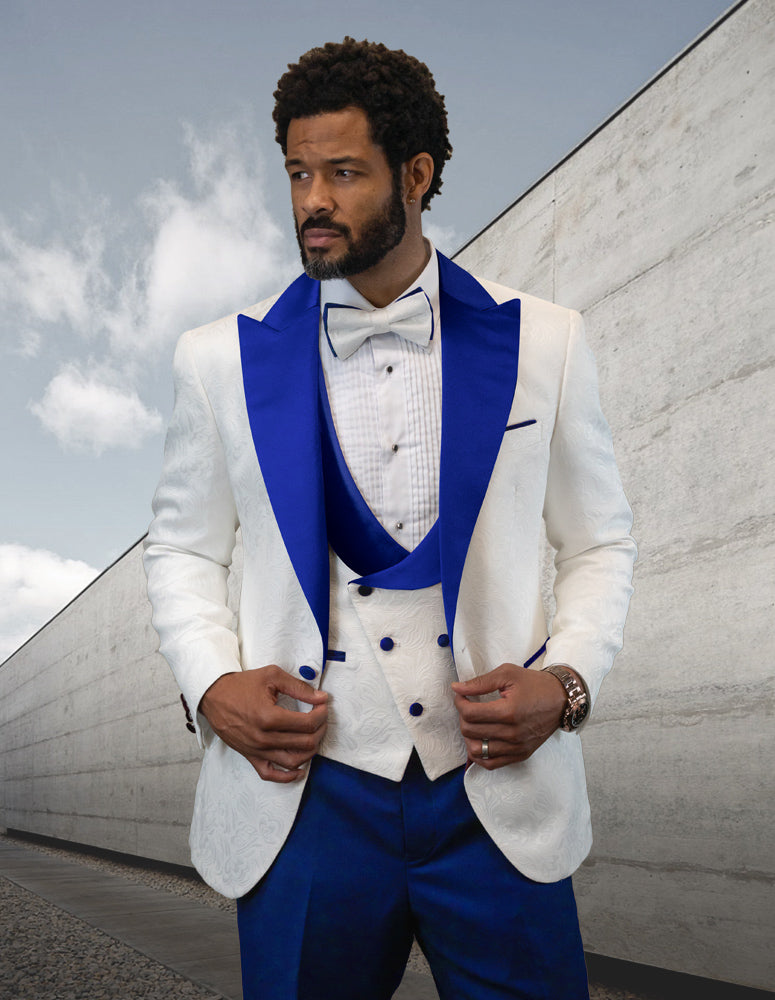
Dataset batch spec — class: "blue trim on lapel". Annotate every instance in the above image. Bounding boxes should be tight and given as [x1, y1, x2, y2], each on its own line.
[236, 256, 521, 658]
[355, 522, 441, 590]
[237, 272, 330, 658]
[436, 253, 521, 643]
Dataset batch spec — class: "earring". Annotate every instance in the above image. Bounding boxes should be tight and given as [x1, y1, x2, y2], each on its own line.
[408, 197, 416, 205]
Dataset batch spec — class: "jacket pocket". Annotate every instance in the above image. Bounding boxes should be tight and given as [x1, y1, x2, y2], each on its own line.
[504, 419, 542, 447]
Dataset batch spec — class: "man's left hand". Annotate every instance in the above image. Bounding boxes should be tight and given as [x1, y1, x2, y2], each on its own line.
[452, 664, 568, 769]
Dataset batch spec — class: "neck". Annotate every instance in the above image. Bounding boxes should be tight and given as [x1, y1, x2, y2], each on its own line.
[346, 232, 431, 308]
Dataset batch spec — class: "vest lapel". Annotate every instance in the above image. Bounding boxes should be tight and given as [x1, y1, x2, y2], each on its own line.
[436, 253, 521, 642]
[237, 273, 329, 656]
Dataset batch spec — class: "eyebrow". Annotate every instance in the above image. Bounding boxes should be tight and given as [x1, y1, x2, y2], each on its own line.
[284, 155, 370, 169]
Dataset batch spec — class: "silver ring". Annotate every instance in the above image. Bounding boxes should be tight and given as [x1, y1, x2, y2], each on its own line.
[481, 739, 490, 760]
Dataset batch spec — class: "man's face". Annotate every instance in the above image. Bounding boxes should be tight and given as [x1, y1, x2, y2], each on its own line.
[285, 107, 406, 280]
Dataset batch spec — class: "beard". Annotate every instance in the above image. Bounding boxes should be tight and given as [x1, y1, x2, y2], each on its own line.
[295, 179, 406, 280]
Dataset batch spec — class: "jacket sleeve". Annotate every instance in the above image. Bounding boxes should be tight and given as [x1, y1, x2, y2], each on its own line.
[143, 330, 241, 746]
[542, 309, 637, 709]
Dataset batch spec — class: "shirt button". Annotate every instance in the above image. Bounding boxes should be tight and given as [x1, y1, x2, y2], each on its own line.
[386, 365, 394, 374]
[409, 702, 424, 717]
[437, 634, 450, 647]
[380, 637, 394, 651]
[391, 443, 399, 453]
[395, 521, 403, 531]
[299, 665, 317, 681]
[358, 585, 373, 596]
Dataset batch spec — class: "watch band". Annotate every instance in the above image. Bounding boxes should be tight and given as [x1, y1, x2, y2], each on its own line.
[543, 664, 590, 731]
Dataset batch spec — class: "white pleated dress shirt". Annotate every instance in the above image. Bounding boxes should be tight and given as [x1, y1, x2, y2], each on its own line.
[319, 245, 442, 551]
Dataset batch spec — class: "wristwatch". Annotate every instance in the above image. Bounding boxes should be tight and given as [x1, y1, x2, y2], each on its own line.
[542, 664, 589, 731]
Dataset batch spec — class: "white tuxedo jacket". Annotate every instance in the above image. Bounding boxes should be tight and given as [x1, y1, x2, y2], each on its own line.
[144, 252, 636, 898]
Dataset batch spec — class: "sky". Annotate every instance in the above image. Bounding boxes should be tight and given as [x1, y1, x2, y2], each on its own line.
[0, 0, 735, 662]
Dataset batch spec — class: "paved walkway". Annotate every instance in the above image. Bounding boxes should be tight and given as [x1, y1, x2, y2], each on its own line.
[0, 839, 437, 1000]
[3, 838, 768, 1000]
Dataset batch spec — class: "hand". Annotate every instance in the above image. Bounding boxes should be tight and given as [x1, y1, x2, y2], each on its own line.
[451, 663, 567, 769]
[199, 666, 329, 783]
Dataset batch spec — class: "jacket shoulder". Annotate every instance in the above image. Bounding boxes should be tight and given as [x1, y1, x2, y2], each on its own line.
[474, 275, 577, 323]
[177, 291, 284, 353]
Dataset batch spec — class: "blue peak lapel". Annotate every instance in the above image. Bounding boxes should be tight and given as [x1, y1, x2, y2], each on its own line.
[236, 257, 520, 657]
[436, 253, 521, 642]
[237, 272, 329, 658]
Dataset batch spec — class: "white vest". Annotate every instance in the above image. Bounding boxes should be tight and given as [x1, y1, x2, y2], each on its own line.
[319, 551, 467, 780]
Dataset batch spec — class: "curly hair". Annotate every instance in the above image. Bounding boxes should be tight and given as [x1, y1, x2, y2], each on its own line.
[273, 38, 452, 210]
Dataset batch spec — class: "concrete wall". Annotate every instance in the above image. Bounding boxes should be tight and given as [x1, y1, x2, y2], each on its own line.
[0, 540, 201, 865]
[1, 0, 772, 989]
[455, 0, 774, 990]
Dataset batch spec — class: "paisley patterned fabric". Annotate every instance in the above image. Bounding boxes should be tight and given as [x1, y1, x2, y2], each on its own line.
[143, 261, 636, 898]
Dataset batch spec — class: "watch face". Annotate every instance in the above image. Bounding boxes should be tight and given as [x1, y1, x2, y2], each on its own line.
[571, 702, 589, 728]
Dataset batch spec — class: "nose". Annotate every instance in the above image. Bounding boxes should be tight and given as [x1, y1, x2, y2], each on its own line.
[301, 175, 336, 218]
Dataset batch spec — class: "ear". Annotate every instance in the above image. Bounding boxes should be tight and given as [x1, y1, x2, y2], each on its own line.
[402, 152, 434, 206]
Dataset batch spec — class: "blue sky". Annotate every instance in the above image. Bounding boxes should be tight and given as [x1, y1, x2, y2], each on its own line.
[0, 0, 734, 659]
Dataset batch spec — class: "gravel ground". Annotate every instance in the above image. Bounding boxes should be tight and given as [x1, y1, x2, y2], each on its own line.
[0, 833, 664, 1000]
[1, 832, 234, 912]
[0, 875, 222, 1000]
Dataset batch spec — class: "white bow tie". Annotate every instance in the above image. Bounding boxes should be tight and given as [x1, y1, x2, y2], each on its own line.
[323, 288, 434, 360]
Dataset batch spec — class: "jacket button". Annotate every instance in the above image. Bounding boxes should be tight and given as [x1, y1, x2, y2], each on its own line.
[299, 665, 317, 680]
[380, 637, 394, 651]
[409, 702, 424, 717]
[358, 585, 373, 596]
[437, 634, 450, 647]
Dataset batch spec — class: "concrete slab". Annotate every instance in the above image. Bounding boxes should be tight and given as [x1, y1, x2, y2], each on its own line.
[0, 839, 440, 1000]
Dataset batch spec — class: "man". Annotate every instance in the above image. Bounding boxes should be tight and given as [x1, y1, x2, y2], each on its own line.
[144, 38, 636, 1000]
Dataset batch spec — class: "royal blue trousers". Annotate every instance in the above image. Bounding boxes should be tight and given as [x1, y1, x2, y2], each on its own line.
[237, 751, 589, 1000]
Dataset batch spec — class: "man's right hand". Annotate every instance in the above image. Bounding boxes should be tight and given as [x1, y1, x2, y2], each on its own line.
[199, 667, 329, 783]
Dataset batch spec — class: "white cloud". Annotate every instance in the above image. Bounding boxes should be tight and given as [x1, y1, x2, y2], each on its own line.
[16, 328, 42, 359]
[132, 123, 294, 353]
[0, 225, 106, 334]
[0, 544, 100, 663]
[29, 363, 163, 454]
[2, 124, 294, 360]
[424, 221, 462, 257]
[4, 119, 297, 453]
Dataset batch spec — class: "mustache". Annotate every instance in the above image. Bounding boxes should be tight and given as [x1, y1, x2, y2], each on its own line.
[299, 216, 351, 237]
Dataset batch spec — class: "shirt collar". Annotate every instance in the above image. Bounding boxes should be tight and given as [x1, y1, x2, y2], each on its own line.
[319, 241, 440, 331]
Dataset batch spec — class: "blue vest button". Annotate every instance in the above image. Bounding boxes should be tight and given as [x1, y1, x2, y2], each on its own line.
[437, 634, 450, 647]
[409, 702, 424, 717]
[299, 665, 317, 681]
[380, 637, 394, 651]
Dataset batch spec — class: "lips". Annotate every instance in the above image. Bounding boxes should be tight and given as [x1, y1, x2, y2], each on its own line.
[304, 229, 343, 249]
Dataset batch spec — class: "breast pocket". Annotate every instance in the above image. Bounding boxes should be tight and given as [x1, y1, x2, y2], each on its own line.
[504, 418, 542, 448]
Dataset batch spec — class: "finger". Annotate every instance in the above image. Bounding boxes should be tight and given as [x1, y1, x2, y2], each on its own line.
[266, 747, 318, 770]
[451, 676, 503, 698]
[252, 728, 326, 755]
[454, 693, 513, 725]
[463, 737, 508, 760]
[451, 664, 515, 697]
[253, 758, 308, 783]
[259, 700, 329, 735]
[470, 753, 523, 771]
[248, 711, 328, 752]
[268, 671, 329, 707]
[463, 738, 524, 769]
[458, 718, 521, 742]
